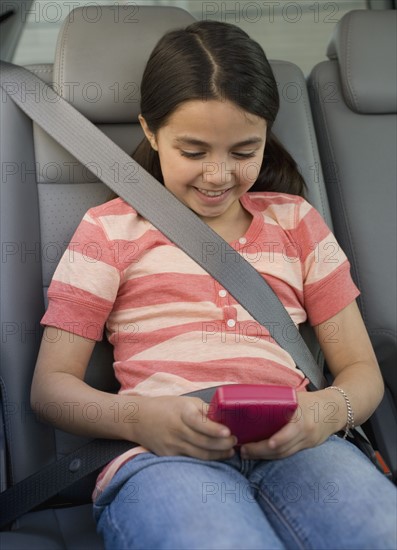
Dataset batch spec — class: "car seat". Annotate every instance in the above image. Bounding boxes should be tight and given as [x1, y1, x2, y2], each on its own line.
[0, 4, 345, 548]
[308, 9, 397, 480]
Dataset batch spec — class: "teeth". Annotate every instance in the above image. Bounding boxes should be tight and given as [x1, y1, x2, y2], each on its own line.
[197, 188, 227, 197]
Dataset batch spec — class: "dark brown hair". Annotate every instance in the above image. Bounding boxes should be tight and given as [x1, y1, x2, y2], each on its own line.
[129, 20, 305, 196]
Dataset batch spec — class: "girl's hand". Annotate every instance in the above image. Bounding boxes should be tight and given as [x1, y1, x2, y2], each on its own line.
[239, 390, 343, 460]
[133, 395, 237, 460]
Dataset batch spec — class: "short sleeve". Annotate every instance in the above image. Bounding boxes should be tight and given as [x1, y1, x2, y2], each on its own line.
[41, 208, 121, 341]
[290, 200, 360, 326]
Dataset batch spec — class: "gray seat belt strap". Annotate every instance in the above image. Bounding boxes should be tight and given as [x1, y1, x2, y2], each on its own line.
[0, 386, 219, 529]
[0, 61, 326, 390]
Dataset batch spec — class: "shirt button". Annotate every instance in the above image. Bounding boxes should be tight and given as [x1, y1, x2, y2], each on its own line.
[226, 319, 236, 328]
[239, 237, 247, 245]
[219, 289, 227, 298]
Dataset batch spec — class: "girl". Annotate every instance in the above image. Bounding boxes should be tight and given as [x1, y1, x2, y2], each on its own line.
[31, 20, 396, 549]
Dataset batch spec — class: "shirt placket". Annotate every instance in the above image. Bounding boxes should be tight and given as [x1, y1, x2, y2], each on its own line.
[214, 284, 238, 331]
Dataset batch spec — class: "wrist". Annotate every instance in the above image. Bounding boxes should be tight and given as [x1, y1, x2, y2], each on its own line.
[298, 391, 346, 438]
[324, 386, 355, 438]
[112, 394, 146, 442]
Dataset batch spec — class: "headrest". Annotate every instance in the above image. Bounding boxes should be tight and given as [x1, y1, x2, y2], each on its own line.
[53, 5, 195, 123]
[327, 10, 397, 114]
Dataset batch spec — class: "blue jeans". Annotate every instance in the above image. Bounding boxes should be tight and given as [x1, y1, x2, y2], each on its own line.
[94, 436, 397, 549]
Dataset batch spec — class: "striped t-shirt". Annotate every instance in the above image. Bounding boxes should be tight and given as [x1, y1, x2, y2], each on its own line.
[41, 191, 360, 497]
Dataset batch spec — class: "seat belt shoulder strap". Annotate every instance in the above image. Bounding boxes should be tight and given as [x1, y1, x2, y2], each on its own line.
[0, 61, 326, 389]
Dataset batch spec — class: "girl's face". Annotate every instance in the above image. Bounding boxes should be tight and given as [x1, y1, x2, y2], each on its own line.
[139, 100, 267, 227]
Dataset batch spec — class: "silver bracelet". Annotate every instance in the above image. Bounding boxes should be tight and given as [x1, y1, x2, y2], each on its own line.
[326, 386, 355, 439]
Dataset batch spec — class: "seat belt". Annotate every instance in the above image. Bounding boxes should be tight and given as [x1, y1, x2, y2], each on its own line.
[0, 61, 327, 527]
[0, 385, 219, 528]
[0, 61, 325, 390]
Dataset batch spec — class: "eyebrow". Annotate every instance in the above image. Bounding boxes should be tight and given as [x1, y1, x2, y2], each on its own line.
[173, 136, 264, 148]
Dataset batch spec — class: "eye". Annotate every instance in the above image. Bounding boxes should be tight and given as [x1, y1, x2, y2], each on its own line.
[232, 151, 256, 159]
[180, 151, 205, 159]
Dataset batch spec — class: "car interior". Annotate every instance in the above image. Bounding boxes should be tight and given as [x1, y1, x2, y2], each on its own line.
[0, 2, 396, 548]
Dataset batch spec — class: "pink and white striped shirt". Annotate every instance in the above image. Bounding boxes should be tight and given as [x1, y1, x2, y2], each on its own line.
[41, 191, 360, 497]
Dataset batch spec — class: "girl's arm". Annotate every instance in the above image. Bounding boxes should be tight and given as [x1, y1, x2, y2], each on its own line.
[32, 326, 140, 440]
[31, 326, 236, 459]
[240, 300, 384, 459]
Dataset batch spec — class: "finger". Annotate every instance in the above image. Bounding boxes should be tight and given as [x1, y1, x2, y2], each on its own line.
[240, 440, 274, 460]
[180, 421, 238, 451]
[179, 400, 238, 450]
[182, 400, 232, 438]
[241, 431, 307, 459]
[153, 436, 236, 461]
[239, 421, 302, 458]
[179, 441, 236, 462]
[266, 421, 299, 449]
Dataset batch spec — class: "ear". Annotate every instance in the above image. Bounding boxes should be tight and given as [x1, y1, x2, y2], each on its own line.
[138, 114, 158, 150]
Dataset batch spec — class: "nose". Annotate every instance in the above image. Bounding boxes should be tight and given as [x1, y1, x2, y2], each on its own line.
[202, 159, 234, 186]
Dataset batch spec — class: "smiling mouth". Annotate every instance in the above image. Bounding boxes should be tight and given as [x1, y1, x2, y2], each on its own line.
[196, 188, 230, 197]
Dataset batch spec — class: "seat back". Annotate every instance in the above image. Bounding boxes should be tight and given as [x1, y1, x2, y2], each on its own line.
[1, 4, 331, 500]
[308, 9, 397, 476]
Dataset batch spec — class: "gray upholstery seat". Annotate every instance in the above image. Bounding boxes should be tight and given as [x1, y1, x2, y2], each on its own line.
[1, 5, 334, 548]
[308, 9, 397, 478]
